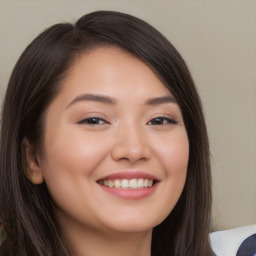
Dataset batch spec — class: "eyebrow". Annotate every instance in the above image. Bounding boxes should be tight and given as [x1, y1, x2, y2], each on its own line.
[66, 93, 117, 109]
[145, 95, 177, 105]
[66, 93, 177, 109]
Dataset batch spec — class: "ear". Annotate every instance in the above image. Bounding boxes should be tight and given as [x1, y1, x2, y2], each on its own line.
[22, 138, 44, 184]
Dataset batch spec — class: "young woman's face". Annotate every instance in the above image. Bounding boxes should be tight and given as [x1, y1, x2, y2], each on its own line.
[35, 47, 189, 235]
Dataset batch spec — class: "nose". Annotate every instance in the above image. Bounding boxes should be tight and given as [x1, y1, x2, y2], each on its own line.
[111, 124, 151, 163]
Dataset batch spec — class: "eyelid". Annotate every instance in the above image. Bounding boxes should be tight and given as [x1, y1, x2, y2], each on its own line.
[77, 117, 110, 125]
[147, 116, 178, 125]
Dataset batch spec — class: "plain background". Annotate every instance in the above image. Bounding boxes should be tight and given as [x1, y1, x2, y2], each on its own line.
[0, 0, 255, 231]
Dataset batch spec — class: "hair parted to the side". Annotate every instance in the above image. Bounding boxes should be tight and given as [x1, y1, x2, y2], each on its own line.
[0, 11, 214, 256]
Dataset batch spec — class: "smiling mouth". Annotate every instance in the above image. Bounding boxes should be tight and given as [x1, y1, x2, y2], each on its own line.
[98, 178, 156, 189]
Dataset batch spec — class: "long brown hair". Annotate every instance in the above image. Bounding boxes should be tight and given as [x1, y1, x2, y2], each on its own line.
[0, 11, 214, 255]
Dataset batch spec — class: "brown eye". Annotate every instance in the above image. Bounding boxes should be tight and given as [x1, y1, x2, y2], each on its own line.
[78, 117, 108, 125]
[147, 117, 177, 125]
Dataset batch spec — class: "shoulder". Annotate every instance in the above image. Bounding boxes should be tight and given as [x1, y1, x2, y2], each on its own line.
[210, 225, 256, 256]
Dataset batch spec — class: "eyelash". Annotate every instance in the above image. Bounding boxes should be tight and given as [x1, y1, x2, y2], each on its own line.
[77, 116, 177, 126]
[77, 117, 109, 125]
[147, 117, 178, 125]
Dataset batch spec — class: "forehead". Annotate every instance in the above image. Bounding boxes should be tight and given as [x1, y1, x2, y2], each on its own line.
[58, 46, 172, 101]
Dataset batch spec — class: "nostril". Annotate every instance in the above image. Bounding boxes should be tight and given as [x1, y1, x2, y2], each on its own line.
[111, 145, 151, 163]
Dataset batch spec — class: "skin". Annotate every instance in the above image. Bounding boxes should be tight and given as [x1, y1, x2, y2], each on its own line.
[25, 46, 189, 256]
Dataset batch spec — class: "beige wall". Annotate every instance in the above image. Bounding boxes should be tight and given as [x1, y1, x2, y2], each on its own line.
[0, 0, 255, 231]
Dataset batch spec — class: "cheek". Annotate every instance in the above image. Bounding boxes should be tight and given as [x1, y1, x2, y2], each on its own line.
[155, 130, 189, 177]
[39, 130, 112, 210]
[39, 130, 113, 221]
[151, 130, 189, 218]
[42, 129, 110, 178]
[164, 133, 189, 194]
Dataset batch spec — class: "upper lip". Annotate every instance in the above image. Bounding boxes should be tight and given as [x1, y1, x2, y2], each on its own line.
[97, 171, 160, 181]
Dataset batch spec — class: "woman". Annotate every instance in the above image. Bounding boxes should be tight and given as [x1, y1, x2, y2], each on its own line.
[0, 11, 214, 256]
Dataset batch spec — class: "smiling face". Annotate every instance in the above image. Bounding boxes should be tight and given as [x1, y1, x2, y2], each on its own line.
[26, 46, 189, 237]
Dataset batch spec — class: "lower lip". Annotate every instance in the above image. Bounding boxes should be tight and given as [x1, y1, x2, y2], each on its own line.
[98, 183, 159, 200]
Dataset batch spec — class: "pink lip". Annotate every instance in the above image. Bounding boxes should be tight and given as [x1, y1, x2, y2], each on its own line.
[97, 171, 160, 200]
[98, 171, 159, 181]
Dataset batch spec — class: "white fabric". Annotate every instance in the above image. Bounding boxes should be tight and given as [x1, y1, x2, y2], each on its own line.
[210, 225, 256, 256]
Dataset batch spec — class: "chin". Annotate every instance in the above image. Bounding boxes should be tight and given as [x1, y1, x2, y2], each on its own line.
[100, 213, 166, 234]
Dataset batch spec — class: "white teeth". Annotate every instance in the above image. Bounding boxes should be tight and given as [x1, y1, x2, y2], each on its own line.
[129, 179, 137, 188]
[100, 178, 154, 189]
[108, 180, 114, 188]
[114, 179, 121, 188]
[121, 179, 129, 188]
[138, 178, 144, 187]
